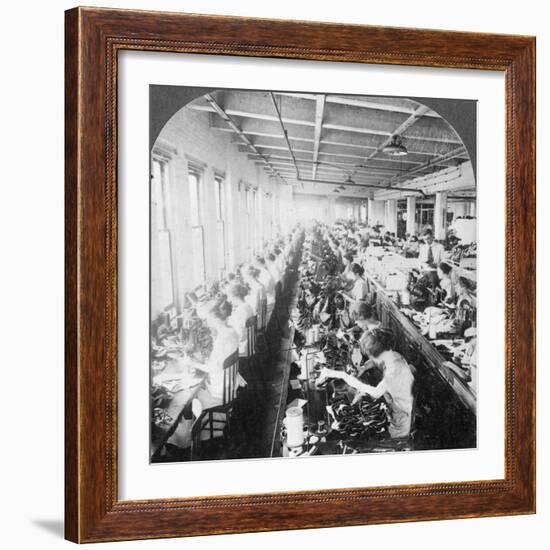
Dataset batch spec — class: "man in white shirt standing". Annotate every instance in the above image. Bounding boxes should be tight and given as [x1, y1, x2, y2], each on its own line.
[418, 229, 445, 268]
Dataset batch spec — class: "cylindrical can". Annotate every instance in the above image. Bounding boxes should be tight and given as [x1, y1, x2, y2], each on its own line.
[284, 407, 304, 448]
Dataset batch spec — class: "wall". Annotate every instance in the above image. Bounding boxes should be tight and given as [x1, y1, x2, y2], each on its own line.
[151, 107, 292, 317]
[1, 2, 547, 550]
[294, 193, 331, 222]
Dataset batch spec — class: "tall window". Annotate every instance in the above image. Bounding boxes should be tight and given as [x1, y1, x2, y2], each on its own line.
[214, 174, 226, 274]
[252, 189, 258, 254]
[245, 187, 252, 260]
[188, 168, 205, 286]
[151, 157, 175, 312]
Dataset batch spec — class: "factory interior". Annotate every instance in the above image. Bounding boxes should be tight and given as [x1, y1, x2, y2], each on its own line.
[150, 90, 477, 462]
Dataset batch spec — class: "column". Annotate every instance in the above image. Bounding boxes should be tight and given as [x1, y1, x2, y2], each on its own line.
[434, 191, 448, 241]
[385, 199, 398, 234]
[406, 196, 417, 235]
[368, 199, 385, 226]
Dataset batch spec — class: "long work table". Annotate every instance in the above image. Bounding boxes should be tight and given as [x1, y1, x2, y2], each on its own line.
[369, 276, 477, 414]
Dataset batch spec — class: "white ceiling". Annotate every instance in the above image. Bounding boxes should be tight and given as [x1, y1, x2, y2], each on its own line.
[187, 90, 474, 200]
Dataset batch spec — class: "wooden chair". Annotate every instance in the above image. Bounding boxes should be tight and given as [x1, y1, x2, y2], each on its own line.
[242, 314, 269, 394]
[245, 315, 257, 360]
[189, 398, 204, 461]
[197, 350, 240, 441]
[271, 281, 286, 335]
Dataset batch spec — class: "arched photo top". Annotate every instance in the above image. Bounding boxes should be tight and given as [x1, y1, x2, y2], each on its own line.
[151, 87, 476, 200]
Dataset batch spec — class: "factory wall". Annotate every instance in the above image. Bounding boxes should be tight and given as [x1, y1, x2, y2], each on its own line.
[151, 107, 293, 319]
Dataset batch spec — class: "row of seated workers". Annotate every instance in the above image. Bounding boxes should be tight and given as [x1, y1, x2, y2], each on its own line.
[153, 225, 305, 450]
[296, 219, 477, 441]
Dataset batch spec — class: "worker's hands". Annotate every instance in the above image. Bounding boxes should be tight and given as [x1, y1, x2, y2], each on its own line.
[318, 367, 341, 385]
[358, 359, 377, 374]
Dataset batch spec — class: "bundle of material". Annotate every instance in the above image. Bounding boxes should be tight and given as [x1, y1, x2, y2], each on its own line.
[318, 332, 351, 371]
[180, 314, 214, 363]
[448, 242, 478, 263]
[151, 384, 174, 427]
[329, 393, 389, 441]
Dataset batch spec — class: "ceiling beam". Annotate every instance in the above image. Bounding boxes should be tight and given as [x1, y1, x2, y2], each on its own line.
[374, 161, 475, 200]
[204, 94, 287, 185]
[197, 102, 461, 145]
[312, 94, 326, 181]
[218, 126, 459, 157]
[273, 92, 441, 118]
[269, 92, 301, 179]
[247, 154, 418, 175]
[297, 178, 427, 196]
[189, 103, 315, 127]
[384, 146, 467, 185]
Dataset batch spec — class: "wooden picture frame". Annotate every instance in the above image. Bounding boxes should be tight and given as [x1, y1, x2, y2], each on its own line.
[65, 6, 536, 543]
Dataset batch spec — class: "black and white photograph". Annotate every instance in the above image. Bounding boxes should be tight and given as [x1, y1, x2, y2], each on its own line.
[149, 87, 478, 463]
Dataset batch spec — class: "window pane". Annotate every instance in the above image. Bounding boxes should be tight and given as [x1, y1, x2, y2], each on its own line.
[188, 171, 201, 226]
[217, 220, 226, 272]
[151, 156, 174, 314]
[152, 159, 167, 229]
[157, 230, 174, 307]
[191, 226, 205, 285]
[215, 176, 224, 220]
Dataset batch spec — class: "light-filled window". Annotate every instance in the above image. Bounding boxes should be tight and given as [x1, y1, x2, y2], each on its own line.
[151, 157, 175, 312]
[245, 186, 252, 260]
[215, 174, 226, 274]
[188, 168, 206, 286]
[252, 189, 258, 254]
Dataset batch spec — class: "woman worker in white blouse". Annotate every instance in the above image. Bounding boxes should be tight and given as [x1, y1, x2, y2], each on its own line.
[226, 281, 254, 356]
[241, 265, 265, 328]
[319, 329, 415, 438]
[343, 262, 370, 316]
[168, 297, 241, 446]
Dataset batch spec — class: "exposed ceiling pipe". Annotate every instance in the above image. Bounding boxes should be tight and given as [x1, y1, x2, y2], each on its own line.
[312, 94, 326, 181]
[385, 145, 467, 184]
[204, 93, 287, 185]
[269, 92, 300, 180]
[296, 177, 426, 197]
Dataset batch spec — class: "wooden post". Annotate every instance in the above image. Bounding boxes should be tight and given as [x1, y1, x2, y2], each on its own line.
[385, 199, 398, 234]
[434, 191, 448, 241]
[406, 196, 417, 235]
[368, 199, 385, 226]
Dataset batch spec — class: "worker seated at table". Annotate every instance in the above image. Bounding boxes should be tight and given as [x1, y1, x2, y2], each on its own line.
[318, 328, 415, 439]
[437, 261, 458, 305]
[226, 281, 254, 356]
[383, 231, 396, 246]
[402, 234, 420, 258]
[351, 302, 381, 334]
[333, 292, 353, 330]
[418, 229, 445, 268]
[342, 263, 370, 317]
[453, 276, 477, 335]
[241, 265, 266, 329]
[340, 251, 356, 288]
[169, 297, 243, 447]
